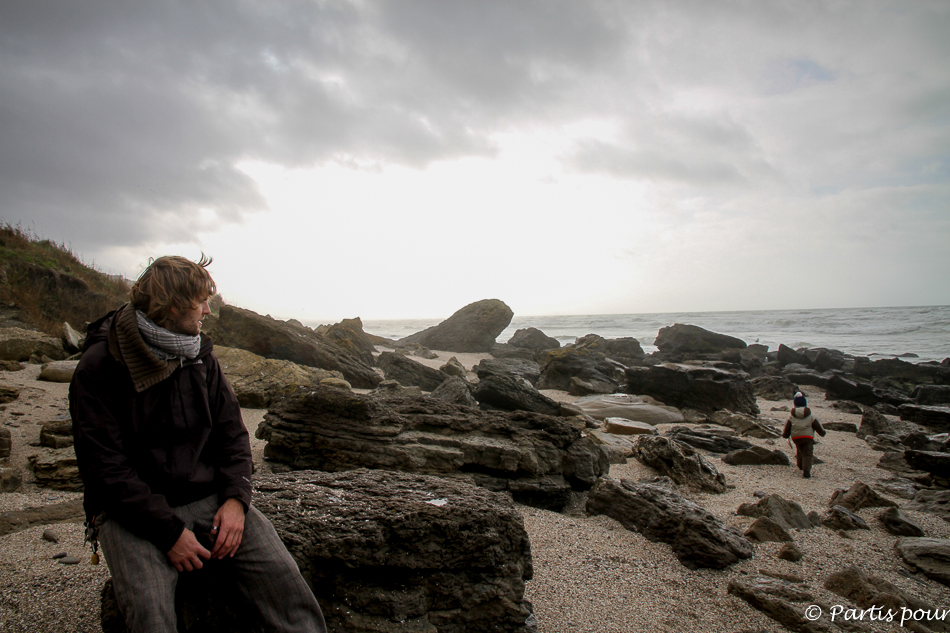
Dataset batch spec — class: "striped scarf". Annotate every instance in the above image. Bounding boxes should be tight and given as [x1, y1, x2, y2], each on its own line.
[135, 310, 201, 360]
[113, 304, 202, 393]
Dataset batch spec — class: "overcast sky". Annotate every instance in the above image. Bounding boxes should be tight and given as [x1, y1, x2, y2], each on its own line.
[2, 1, 948, 322]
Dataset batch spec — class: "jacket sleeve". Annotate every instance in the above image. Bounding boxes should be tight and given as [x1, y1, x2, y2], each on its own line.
[70, 351, 185, 553]
[782, 419, 791, 439]
[205, 352, 253, 511]
[813, 418, 827, 437]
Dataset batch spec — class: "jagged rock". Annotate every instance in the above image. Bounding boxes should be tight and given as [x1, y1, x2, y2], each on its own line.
[736, 494, 812, 531]
[823, 422, 858, 432]
[823, 565, 949, 631]
[828, 481, 897, 512]
[27, 449, 82, 491]
[567, 376, 616, 396]
[255, 386, 608, 511]
[603, 418, 657, 436]
[38, 360, 78, 383]
[440, 356, 467, 378]
[377, 351, 450, 391]
[905, 489, 950, 521]
[873, 476, 920, 500]
[203, 306, 381, 388]
[0, 327, 66, 362]
[654, 324, 746, 355]
[537, 347, 622, 393]
[807, 511, 822, 527]
[411, 347, 439, 360]
[62, 321, 84, 353]
[429, 377, 478, 408]
[572, 334, 645, 363]
[895, 538, 950, 587]
[782, 368, 830, 389]
[879, 507, 925, 537]
[0, 385, 20, 404]
[914, 385, 950, 406]
[507, 327, 560, 352]
[0, 467, 23, 493]
[900, 405, 950, 431]
[489, 344, 537, 362]
[625, 363, 759, 416]
[0, 427, 10, 459]
[825, 374, 879, 406]
[665, 426, 753, 454]
[586, 477, 752, 569]
[876, 451, 930, 477]
[903, 450, 950, 479]
[587, 431, 637, 463]
[319, 377, 351, 390]
[857, 407, 905, 439]
[571, 393, 684, 424]
[830, 401, 864, 415]
[745, 517, 793, 543]
[777, 345, 810, 367]
[778, 543, 803, 562]
[40, 414, 74, 449]
[474, 358, 541, 386]
[867, 434, 904, 452]
[821, 505, 870, 531]
[633, 435, 727, 493]
[854, 357, 950, 390]
[751, 376, 799, 401]
[0, 499, 85, 538]
[398, 299, 514, 353]
[727, 576, 838, 633]
[709, 410, 780, 438]
[370, 379, 423, 398]
[102, 469, 535, 633]
[722, 446, 790, 466]
[473, 371, 561, 416]
[215, 346, 344, 408]
[320, 317, 378, 367]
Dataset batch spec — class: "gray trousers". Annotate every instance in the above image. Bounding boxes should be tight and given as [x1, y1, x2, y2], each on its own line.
[98, 495, 327, 633]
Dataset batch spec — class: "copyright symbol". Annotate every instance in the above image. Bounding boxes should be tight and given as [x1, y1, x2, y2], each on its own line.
[804, 605, 822, 621]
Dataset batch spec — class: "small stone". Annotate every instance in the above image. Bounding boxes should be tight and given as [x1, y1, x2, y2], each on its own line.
[41, 529, 60, 543]
[51, 552, 67, 560]
[777, 542, 803, 562]
[837, 529, 853, 539]
[58, 556, 81, 565]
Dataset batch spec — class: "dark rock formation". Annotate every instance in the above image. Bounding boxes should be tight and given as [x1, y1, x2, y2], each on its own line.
[778, 543, 802, 562]
[633, 435, 727, 493]
[722, 446, 790, 466]
[320, 317, 378, 367]
[823, 566, 948, 631]
[827, 481, 897, 512]
[204, 306, 381, 388]
[665, 426, 753, 454]
[857, 407, 907, 439]
[903, 450, 950, 479]
[895, 538, 950, 587]
[256, 386, 609, 511]
[744, 517, 793, 543]
[879, 507, 925, 537]
[823, 422, 858, 432]
[854, 357, 950, 391]
[39, 415, 73, 449]
[654, 324, 746, 355]
[474, 358, 541, 386]
[831, 400, 864, 414]
[398, 299, 514, 353]
[906, 490, 950, 520]
[821, 505, 870, 531]
[776, 344, 810, 367]
[472, 371, 561, 416]
[0, 427, 11, 460]
[625, 363, 759, 415]
[507, 327, 560, 352]
[429, 376, 478, 408]
[439, 356, 467, 378]
[572, 334, 645, 363]
[751, 376, 799, 401]
[0, 467, 22, 492]
[914, 385, 950, 406]
[900, 404, 950, 431]
[736, 494, 812, 531]
[377, 351, 449, 391]
[103, 469, 536, 633]
[28, 449, 82, 491]
[537, 347, 622, 394]
[586, 477, 753, 569]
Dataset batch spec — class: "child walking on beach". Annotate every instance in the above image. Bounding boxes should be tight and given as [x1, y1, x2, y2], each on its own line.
[782, 392, 826, 478]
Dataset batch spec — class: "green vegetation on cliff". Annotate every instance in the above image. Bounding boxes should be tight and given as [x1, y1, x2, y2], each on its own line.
[0, 224, 130, 334]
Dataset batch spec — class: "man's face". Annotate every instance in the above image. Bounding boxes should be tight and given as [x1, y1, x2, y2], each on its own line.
[167, 297, 211, 336]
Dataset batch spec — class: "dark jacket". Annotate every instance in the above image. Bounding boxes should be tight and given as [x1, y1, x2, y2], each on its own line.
[69, 306, 252, 553]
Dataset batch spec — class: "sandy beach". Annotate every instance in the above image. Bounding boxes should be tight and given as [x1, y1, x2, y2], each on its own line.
[3, 353, 950, 633]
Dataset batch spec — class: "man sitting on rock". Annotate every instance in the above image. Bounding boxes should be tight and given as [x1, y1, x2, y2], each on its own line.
[782, 391, 826, 479]
[70, 255, 326, 633]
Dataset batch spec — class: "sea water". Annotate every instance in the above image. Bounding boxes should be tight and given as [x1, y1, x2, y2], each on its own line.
[362, 305, 950, 364]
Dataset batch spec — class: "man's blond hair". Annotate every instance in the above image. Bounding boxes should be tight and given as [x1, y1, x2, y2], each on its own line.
[129, 254, 216, 325]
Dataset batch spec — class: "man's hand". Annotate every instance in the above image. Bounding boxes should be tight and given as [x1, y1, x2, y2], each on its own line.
[167, 529, 211, 572]
[210, 498, 246, 559]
